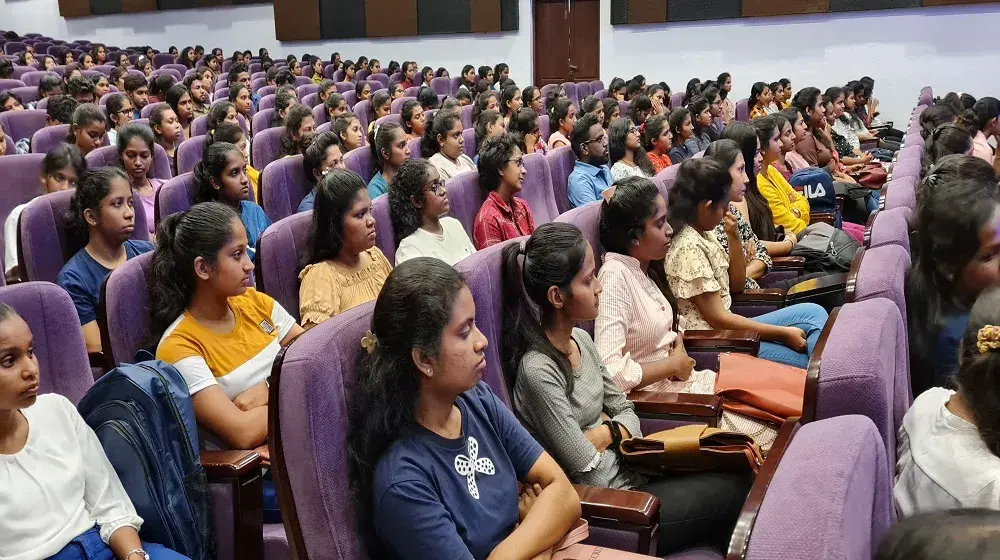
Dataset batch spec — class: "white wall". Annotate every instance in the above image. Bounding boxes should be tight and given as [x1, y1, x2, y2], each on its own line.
[0, 0, 534, 82]
[600, 1, 1000, 125]
[5, 0, 1000, 124]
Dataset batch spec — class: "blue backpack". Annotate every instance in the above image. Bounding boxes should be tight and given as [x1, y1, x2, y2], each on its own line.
[77, 355, 217, 560]
[789, 167, 842, 228]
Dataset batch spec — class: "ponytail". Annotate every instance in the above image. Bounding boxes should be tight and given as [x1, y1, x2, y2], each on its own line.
[958, 286, 1000, 457]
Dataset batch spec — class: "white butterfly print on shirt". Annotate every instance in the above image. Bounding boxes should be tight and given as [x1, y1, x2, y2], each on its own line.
[454, 436, 495, 499]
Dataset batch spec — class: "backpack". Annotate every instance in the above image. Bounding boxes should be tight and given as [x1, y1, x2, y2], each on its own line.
[77, 355, 217, 560]
[789, 167, 842, 229]
[789, 222, 859, 273]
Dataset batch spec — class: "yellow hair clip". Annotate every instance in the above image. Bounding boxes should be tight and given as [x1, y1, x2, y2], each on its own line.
[976, 325, 1000, 354]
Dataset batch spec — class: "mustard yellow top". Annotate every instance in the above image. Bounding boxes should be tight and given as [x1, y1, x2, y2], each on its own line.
[248, 164, 261, 202]
[297, 247, 393, 329]
[756, 163, 811, 235]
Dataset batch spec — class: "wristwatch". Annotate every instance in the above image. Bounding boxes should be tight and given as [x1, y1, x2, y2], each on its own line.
[126, 549, 150, 560]
[603, 420, 624, 452]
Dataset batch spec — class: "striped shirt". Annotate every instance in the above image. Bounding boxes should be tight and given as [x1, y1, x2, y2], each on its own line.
[594, 252, 715, 395]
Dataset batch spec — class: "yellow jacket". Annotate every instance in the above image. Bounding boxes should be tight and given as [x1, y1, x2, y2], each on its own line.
[756, 164, 811, 235]
[248, 164, 261, 202]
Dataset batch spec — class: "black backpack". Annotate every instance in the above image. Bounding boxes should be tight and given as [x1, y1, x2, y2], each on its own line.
[790, 222, 859, 273]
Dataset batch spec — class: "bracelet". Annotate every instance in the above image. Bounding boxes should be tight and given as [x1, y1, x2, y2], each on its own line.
[126, 549, 148, 560]
[603, 420, 623, 452]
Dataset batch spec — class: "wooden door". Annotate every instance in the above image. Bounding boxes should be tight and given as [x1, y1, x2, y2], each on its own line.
[533, 0, 600, 86]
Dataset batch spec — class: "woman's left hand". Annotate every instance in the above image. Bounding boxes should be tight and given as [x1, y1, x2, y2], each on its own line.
[518, 483, 543, 522]
[723, 212, 740, 239]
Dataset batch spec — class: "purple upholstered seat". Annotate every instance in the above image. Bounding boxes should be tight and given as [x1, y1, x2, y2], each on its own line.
[10, 86, 38, 104]
[429, 77, 451, 96]
[251, 108, 277, 134]
[255, 211, 311, 322]
[368, 73, 389, 89]
[18, 189, 149, 282]
[257, 94, 276, 111]
[545, 146, 576, 215]
[353, 100, 372, 135]
[735, 98, 749, 122]
[85, 143, 172, 180]
[214, 87, 230, 101]
[20, 71, 54, 87]
[865, 207, 911, 252]
[140, 101, 166, 119]
[250, 78, 266, 94]
[538, 114, 551, 144]
[30, 125, 77, 156]
[0, 109, 46, 145]
[296, 83, 319, 99]
[151, 53, 174, 69]
[654, 165, 680, 200]
[311, 104, 328, 128]
[251, 127, 283, 171]
[260, 154, 313, 223]
[461, 128, 476, 160]
[745, 415, 892, 560]
[811, 297, 910, 486]
[590, 80, 604, 93]
[849, 245, 910, 333]
[35, 97, 49, 110]
[554, 201, 604, 272]
[560, 82, 579, 107]
[154, 172, 198, 224]
[390, 96, 414, 115]
[292, 76, 312, 88]
[301, 92, 320, 109]
[355, 69, 370, 83]
[461, 104, 473, 130]
[889, 158, 919, 182]
[881, 177, 916, 213]
[0, 154, 46, 249]
[344, 145, 374, 185]
[577, 82, 592, 102]
[3, 135, 13, 155]
[520, 153, 560, 225]
[444, 170, 484, 238]
[4, 42, 27, 55]
[374, 113, 402, 129]
[257, 85, 276, 97]
[670, 91, 685, 110]
[335, 81, 353, 94]
[403, 86, 420, 99]
[0, 78, 26, 89]
[342, 90, 358, 110]
[176, 135, 206, 176]
[150, 68, 181, 82]
[371, 194, 396, 265]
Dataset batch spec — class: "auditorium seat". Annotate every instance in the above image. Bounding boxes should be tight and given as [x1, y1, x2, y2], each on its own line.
[257, 85, 276, 97]
[32, 124, 105, 155]
[86, 144, 172, 180]
[864, 207, 911, 252]
[0, 109, 46, 143]
[735, 98, 749, 122]
[520, 152, 560, 225]
[151, 52, 173, 69]
[461, 104, 473, 129]
[17, 188, 149, 282]
[461, 128, 476, 159]
[443, 170, 484, 238]
[0, 153, 45, 252]
[260, 154, 312, 223]
[390, 96, 415, 115]
[342, 90, 358, 109]
[374, 113, 402, 129]
[95, 255, 281, 560]
[140, 101, 166, 119]
[561, 82, 578, 106]
[251, 108, 277, 133]
[654, 165, 680, 199]
[300, 92, 319, 109]
[0, 78, 26, 89]
[154, 172, 200, 225]
[10, 85, 38, 104]
[538, 114, 551, 144]
[335, 82, 353, 94]
[344, 145, 374, 184]
[545, 145, 575, 214]
[353, 100, 372, 134]
[254, 211, 311, 322]
[257, 94, 276, 111]
[250, 127, 282, 171]
[670, 91, 684, 109]
[175, 135, 206, 176]
[369, 73, 389, 89]
[406, 136, 421, 159]
[846, 245, 910, 332]
[370, 193, 396, 264]
[880, 177, 916, 213]
[296, 83, 318, 98]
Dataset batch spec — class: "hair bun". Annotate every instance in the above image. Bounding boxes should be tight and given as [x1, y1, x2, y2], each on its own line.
[977, 325, 1000, 354]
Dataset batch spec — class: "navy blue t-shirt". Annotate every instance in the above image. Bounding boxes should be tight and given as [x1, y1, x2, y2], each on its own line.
[56, 239, 155, 325]
[934, 311, 971, 388]
[372, 382, 544, 560]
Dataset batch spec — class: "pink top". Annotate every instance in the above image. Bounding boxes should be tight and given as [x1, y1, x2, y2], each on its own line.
[137, 178, 165, 235]
[784, 151, 810, 173]
[595, 252, 710, 394]
[973, 131, 995, 165]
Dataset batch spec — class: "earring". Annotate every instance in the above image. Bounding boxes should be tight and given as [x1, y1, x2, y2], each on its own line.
[632, 239, 639, 246]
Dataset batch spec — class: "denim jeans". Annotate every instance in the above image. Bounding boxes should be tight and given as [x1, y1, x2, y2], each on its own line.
[754, 303, 828, 369]
[48, 526, 189, 560]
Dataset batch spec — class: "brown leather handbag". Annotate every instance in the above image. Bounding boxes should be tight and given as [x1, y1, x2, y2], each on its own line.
[619, 424, 764, 476]
[715, 353, 807, 425]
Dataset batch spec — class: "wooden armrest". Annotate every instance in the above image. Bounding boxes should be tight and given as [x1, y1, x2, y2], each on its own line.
[770, 256, 805, 270]
[201, 449, 262, 479]
[810, 211, 836, 225]
[684, 329, 760, 355]
[628, 391, 722, 420]
[784, 272, 848, 302]
[575, 484, 660, 526]
[732, 289, 785, 304]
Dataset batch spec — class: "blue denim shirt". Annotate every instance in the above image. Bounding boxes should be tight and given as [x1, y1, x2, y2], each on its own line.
[567, 160, 614, 208]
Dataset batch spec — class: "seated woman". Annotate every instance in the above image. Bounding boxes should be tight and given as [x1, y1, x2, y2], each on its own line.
[664, 159, 828, 369]
[299, 169, 391, 329]
[602, 98, 621, 129]
[118, 123, 165, 238]
[0, 304, 188, 560]
[150, 105, 183, 177]
[58, 168, 155, 353]
[643, 114, 672, 173]
[748, 82, 772, 120]
[367, 91, 392, 135]
[277, 104, 315, 158]
[500, 85, 522, 127]
[547, 98, 577, 150]
[208, 121, 260, 202]
[923, 123, 974, 178]
[960, 97, 1000, 172]
[896, 286, 1000, 515]
[333, 113, 364, 154]
[684, 96, 713, 154]
[400, 99, 426, 142]
[388, 158, 475, 265]
[473, 133, 535, 249]
[5, 144, 85, 281]
[193, 142, 270, 263]
[667, 108, 695, 164]
[368, 122, 410, 198]
[165, 84, 195, 140]
[65, 103, 107, 158]
[228, 84, 253, 131]
[907, 172, 1000, 396]
[105, 93, 134, 147]
[347, 257, 582, 559]
[773, 110, 806, 179]
[503, 221, 752, 554]
[270, 91, 297, 129]
[608, 117, 655, 180]
[152, 202, 303, 524]
[921, 103, 959, 141]
[422, 110, 476, 181]
[507, 107, 547, 155]
[298, 132, 346, 213]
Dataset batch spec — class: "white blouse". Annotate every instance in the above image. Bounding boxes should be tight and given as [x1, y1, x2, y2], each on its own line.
[0, 394, 143, 560]
[395, 217, 476, 266]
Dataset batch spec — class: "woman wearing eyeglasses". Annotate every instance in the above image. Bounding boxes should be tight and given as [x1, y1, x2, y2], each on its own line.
[473, 133, 535, 250]
[389, 158, 476, 266]
[105, 94, 134, 147]
[609, 117, 657, 181]
[299, 169, 392, 330]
